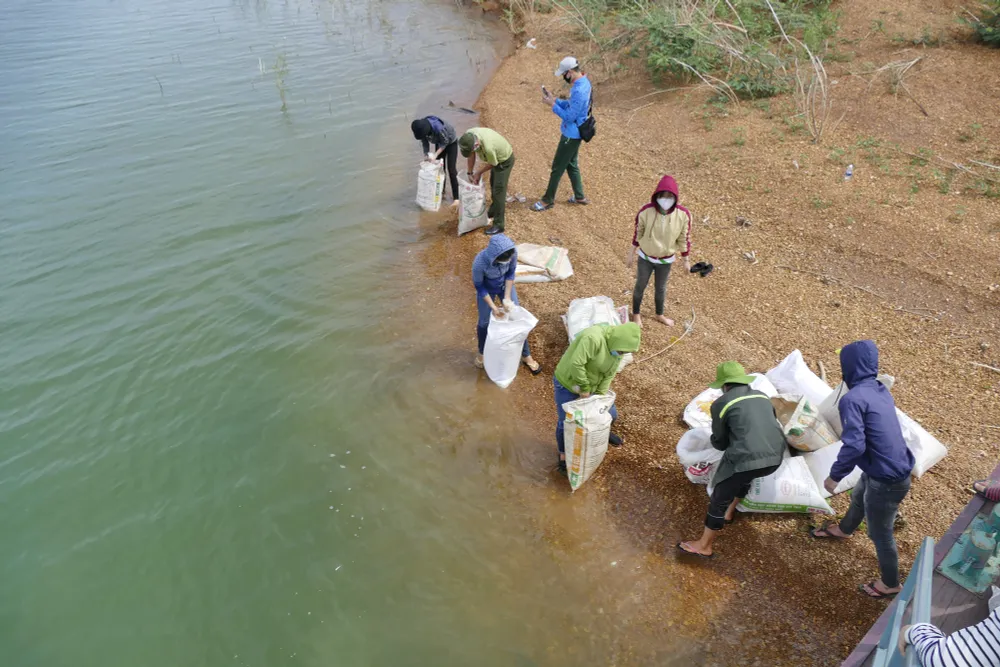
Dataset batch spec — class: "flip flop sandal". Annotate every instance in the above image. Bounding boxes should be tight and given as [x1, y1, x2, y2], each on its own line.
[809, 520, 847, 539]
[859, 581, 898, 599]
[531, 201, 554, 212]
[522, 359, 542, 375]
[698, 263, 714, 278]
[567, 196, 590, 205]
[689, 261, 708, 273]
[676, 542, 715, 559]
[474, 356, 484, 369]
[973, 479, 1000, 502]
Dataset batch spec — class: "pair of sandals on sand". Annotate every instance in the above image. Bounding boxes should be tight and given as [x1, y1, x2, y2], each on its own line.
[805, 479, 1000, 599]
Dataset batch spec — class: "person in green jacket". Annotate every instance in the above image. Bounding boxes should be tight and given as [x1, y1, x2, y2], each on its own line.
[552, 322, 641, 474]
[678, 361, 787, 558]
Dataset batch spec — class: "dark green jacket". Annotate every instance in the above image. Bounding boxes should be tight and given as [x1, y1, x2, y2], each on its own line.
[711, 385, 787, 485]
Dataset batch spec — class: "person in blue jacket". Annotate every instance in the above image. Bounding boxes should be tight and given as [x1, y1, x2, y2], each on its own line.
[531, 56, 592, 211]
[810, 340, 915, 600]
[471, 233, 541, 374]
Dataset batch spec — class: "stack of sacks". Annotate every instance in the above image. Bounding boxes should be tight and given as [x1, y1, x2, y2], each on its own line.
[678, 366, 835, 515]
[676, 349, 950, 514]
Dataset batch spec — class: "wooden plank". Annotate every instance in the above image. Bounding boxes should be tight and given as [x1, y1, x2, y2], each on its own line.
[931, 574, 988, 635]
[841, 462, 1000, 666]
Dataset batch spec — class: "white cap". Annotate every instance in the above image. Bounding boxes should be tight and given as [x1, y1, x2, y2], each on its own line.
[554, 56, 579, 76]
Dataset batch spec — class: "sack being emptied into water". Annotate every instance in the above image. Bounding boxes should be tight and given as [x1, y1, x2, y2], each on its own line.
[457, 176, 488, 235]
[562, 391, 616, 491]
[416, 159, 445, 212]
[484, 305, 538, 389]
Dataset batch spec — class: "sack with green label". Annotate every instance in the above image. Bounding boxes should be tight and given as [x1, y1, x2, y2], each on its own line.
[771, 394, 838, 452]
[707, 454, 834, 515]
[562, 391, 616, 491]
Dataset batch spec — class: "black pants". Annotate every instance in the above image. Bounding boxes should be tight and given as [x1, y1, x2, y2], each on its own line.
[705, 464, 780, 530]
[436, 141, 459, 201]
[632, 257, 672, 315]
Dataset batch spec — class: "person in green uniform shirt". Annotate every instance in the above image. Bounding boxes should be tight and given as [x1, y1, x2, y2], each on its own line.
[458, 128, 515, 236]
[677, 361, 786, 558]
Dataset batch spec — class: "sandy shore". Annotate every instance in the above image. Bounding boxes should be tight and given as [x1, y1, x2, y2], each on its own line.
[424, 1, 1000, 663]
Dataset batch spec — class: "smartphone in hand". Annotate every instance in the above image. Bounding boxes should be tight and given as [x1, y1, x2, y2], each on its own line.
[541, 85, 549, 97]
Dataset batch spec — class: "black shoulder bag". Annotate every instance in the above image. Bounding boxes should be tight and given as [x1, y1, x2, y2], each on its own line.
[578, 90, 596, 143]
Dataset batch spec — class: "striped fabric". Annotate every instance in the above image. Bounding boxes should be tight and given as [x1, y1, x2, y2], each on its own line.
[906, 609, 1000, 666]
[636, 247, 675, 265]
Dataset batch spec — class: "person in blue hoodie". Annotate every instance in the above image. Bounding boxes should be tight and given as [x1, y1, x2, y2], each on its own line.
[471, 234, 541, 373]
[810, 340, 915, 599]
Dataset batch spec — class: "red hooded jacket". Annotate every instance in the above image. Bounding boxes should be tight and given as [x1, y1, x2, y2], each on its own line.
[631, 175, 692, 259]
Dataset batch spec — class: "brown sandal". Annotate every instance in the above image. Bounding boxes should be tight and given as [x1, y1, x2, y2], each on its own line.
[810, 520, 847, 539]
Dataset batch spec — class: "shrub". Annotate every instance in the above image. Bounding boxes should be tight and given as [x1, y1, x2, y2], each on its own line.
[966, 0, 1000, 47]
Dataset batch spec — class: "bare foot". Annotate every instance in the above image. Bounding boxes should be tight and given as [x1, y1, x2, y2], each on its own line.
[521, 356, 540, 373]
[654, 314, 675, 326]
[632, 313, 643, 328]
[474, 355, 484, 369]
[678, 541, 713, 557]
[724, 508, 737, 522]
[450, 200, 460, 209]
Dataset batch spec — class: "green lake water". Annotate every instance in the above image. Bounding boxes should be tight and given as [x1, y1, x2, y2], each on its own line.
[0, 0, 694, 665]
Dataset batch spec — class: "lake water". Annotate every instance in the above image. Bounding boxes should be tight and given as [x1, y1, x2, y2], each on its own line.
[0, 0, 699, 665]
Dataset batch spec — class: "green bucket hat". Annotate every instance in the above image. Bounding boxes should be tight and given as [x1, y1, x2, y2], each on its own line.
[708, 361, 755, 389]
[458, 132, 477, 158]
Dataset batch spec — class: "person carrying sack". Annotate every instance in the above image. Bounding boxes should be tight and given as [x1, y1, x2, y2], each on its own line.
[411, 116, 460, 207]
[677, 362, 786, 559]
[532, 56, 592, 212]
[810, 340, 914, 600]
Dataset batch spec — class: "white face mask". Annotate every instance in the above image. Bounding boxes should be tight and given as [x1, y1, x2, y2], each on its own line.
[657, 196, 676, 211]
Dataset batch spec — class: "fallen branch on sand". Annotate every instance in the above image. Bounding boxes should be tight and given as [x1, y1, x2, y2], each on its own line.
[628, 307, 696, 368]
[775, 265, 885, 299]
[971, 362, 1000, 374]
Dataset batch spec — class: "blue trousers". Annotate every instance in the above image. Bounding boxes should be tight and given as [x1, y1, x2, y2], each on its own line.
[839, 473, 911, 588]
[476, 286, 530, 357]
[554, 376, 617, 454]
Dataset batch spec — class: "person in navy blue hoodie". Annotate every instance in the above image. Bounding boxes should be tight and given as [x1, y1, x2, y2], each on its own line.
[811, 340, 915, 599]
[471, 233, 541, 374]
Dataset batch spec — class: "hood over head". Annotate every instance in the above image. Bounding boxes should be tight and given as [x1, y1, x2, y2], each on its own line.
[650, 175, 679, 212]
[840, 340, 879, 388]
[411, 118, 432, 141]
[481, 233, 516, 264]
[604, 322, 641, 353]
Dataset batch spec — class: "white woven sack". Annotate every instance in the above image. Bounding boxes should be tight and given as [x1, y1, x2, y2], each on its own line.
[562, 391, 616, 491]
[416, 160, 445, 212]
[457, 176, 488, 235]
[483, 305, 538, 389]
